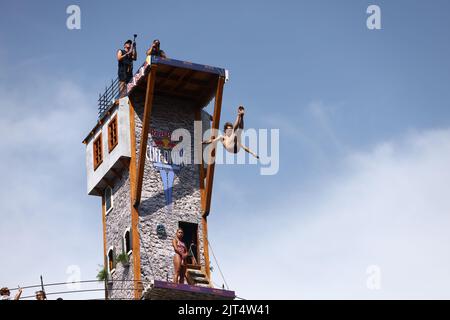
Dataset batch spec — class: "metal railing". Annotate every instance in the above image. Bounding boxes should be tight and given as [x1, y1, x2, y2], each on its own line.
[98, 77, 120, 119]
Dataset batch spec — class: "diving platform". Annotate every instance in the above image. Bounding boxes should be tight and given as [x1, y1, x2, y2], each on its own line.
[127, 55, 228, 106]
[143, 280, 235, 300]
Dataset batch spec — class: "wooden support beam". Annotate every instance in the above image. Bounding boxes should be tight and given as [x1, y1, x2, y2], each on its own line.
[158, 68, 178, 88]
[134, 66, 158, 208]
[158, 73, 211, 88]
[174, 70, 195, 91]
[201, 77, 224, 280]
[128, 98, 143, 300]
[195, 109, 206, 204]
[203, 76, 225, 217]
[195, 107, 212, 280]
[154, 88, 200, 103]
[201, 215, 211, 281]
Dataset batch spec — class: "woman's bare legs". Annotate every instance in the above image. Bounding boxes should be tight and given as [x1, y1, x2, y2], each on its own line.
[179, 264, 186, 284]
[173, 254, 182, 283]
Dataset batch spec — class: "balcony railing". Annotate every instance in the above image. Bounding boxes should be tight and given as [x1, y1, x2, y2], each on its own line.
[98, 78, 120, 119]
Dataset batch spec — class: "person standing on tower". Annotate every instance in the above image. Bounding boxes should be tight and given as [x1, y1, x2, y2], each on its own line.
[117, 39, 137, 97]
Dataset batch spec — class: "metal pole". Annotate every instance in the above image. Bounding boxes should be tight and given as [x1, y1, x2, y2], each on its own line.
[40, 275, 46, 300]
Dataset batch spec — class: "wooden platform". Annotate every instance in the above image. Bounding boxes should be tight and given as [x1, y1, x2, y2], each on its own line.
[142, 280, 235, 300]
[127, 56, 228, 108]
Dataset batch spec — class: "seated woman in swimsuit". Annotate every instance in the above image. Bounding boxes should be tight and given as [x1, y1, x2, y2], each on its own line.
[202, 106, 259, 159]
[172, 228, 188, 284]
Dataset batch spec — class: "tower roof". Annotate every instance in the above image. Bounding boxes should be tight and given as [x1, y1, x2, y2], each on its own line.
[128, 55, 228, 108]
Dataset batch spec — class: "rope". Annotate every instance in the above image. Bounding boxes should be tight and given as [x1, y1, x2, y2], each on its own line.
[206, 237, 230, 290]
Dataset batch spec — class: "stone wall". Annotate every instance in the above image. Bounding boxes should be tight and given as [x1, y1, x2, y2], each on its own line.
[132, 95, 210, 284]
[104, 169, 135, 300]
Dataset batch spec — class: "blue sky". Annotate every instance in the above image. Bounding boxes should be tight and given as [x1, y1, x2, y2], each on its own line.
[1, 0, 450, 299]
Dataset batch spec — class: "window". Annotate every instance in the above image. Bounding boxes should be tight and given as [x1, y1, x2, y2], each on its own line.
[107, 247, 115, 274]
[104, 187, 113, 214]
[93, 134, 103, 170]
[108, 115, 118, 153]
[123, 228, 132, 255]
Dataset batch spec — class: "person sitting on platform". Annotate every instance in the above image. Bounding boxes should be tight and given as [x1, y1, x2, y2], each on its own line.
[146, 39, 167, 58]
[117, 39, 137, 97]
[202, 106, 259, 159]
[172, 228, 187, 284]
[0, 286, 22, 300]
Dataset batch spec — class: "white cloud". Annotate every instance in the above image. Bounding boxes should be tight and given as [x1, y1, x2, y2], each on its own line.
[212, 127, 450, 299]
[0, 76, 104, 299]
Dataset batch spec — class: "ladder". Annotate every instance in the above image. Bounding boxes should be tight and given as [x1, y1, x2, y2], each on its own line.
[185, 264, 212, 287]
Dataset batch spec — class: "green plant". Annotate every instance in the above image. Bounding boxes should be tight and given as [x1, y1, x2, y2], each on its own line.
[116, 252, 130, 266]
[96, 266, 108, 282]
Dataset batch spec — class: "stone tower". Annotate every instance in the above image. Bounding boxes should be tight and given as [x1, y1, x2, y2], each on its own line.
[83, 56, 235, 300]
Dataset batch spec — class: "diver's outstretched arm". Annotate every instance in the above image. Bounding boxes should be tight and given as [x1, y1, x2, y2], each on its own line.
[202, 135, 223, 145]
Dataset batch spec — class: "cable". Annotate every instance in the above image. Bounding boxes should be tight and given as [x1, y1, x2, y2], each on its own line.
[207, 238, 230, 290]
[18, 286, 144, 300]
[5, 278, 245, 300]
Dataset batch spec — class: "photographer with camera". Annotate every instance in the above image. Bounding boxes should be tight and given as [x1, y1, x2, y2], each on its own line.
[146, 39, 167, 58]
[117, 36, 137, 97]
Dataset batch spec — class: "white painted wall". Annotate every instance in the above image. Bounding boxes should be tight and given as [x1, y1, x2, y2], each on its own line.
[85, 97, 131, 195]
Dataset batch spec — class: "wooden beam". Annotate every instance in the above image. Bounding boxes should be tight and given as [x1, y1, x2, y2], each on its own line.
[201, 215, 211, 281]
[203, 76, 225, 217]
[194, 107, 206, 289]
[154, 88, 200, 103]
[158, 73, 211, 88]
[174, 70, 195, 91]
[134, 66, 158, 207]
[194, 109, 206, 206]
[128, 98, 143, 300]
[158, 68, 178, 88]
[201, 77, 224, 280]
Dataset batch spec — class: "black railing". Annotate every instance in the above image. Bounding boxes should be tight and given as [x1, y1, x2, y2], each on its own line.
[98, 77, 120, 119]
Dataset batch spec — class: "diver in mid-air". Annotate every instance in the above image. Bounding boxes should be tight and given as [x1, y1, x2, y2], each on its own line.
[203, 105, 259, 159]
